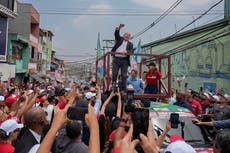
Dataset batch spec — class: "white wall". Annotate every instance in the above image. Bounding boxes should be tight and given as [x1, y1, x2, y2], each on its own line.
[0, 63, 15, 81]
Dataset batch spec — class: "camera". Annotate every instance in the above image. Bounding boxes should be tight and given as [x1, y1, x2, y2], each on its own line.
[112, 82, 118, 93]
[124, 89, 135, 113]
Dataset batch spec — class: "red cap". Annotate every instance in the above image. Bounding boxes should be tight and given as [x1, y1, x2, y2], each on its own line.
[109, 130, 127, 142]
[39, 96, 47, 103]
[170, 135, 184, 143]
[5, 95, 19, 107]
[36, 98, 40, 103]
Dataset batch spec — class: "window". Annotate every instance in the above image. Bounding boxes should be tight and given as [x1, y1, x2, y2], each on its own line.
[31, 47, 35, 58]
[12, 46, 22, 60]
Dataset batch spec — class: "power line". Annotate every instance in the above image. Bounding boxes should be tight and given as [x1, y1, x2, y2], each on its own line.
[171, 0, 224, 37]
[130, 0, 184, 39]
[21, 12, 223, 16]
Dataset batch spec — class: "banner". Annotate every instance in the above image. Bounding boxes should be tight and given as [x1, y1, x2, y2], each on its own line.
[0, 16, 7, 61]
[129, 39, 141, 73]
[97, 32, 103, 59]
[96, 32, 103, 79]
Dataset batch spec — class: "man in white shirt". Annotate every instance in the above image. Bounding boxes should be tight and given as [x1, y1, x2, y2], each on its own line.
[111, 23, 133, 91]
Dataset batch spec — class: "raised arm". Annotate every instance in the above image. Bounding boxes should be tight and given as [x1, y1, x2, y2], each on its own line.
[115, 24, 124, 42]
[116, 90, 122, 118]
[100, 91, 115, 115]
[86, 103, 100, 153]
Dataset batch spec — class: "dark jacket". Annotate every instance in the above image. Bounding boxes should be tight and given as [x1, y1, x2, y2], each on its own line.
[14, 128, 39, 153]
[111, 28, 133, 66]
[52, 128, 88, 153]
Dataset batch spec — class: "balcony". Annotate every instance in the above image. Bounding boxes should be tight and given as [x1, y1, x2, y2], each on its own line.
[30, 34, 38, 44]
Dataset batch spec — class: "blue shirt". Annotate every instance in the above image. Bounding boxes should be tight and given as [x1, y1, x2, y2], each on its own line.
[213, 119, 230, 129]
[127, 76, 144, 93]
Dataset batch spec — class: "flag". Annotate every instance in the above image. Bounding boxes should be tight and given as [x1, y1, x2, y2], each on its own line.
[97, 32, 103, 59]
[96, 32, 103, 79]
[129, 39, 141, 72]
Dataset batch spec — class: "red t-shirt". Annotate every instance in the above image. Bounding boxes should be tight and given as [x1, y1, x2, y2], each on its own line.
[0, 142, 15, 153]
[145, 71, 162, 86]
[190, 99, 202, 116]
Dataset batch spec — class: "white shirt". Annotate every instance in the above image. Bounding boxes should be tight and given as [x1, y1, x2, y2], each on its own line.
[28, 144, 40, 153]
[44, 104, 54, 122]
[115, 40, 128, 57]
[29, 129, 41, 143]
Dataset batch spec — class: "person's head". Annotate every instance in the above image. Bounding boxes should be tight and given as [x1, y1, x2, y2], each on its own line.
[146, 62, 157, 72]
[0, 119, 23, 142]
[83, 86, 90, 94]
[131, 70, 138, 78]
[164, 135, 196, 153]
[24, 107, 49, 134]
[219, 94, 229, 105]
[85, 92, 96, 104]
[105, 103, 116, 120]
[213, 131, 230, 153]
[0, 95, 5, 111]
[4, 95, 19, 109]
[90, 86, 96, 93]
[66, 121, 82, 141]
[123, 32, 131, 41]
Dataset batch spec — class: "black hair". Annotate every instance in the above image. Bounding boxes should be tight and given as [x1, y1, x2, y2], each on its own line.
[0, 130, 10, 141]
[131, 69, 137, 74]
[66, 121, 82, 139]
[83, 86, 90, 91]
[214, 130, 230, 153]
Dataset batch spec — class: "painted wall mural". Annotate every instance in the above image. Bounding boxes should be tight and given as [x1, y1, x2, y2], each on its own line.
[161, 35, 230, 93]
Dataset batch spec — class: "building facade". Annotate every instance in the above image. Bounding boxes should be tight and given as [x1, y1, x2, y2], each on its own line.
[39, 29, 54, 75]
[8, 2, 40, 74]
[0, 0, 17, 82]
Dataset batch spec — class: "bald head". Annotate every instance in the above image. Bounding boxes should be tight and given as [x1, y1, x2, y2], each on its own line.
[123, 32, 131, 41]
[24, 107, 47, 128]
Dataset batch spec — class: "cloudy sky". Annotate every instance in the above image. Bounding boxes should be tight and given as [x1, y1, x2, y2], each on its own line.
[19, 0, 224, 62]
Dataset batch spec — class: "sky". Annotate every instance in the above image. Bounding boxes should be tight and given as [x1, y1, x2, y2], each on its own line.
[19, 0, 224, 62]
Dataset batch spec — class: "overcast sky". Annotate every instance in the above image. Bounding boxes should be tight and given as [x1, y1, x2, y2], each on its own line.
[19, 0, 224, 62]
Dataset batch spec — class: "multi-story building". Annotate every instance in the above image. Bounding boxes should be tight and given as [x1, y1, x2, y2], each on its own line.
[39, 28, 54, 75]
[8, 2, 40, 75]
[0, 0, 17, 82]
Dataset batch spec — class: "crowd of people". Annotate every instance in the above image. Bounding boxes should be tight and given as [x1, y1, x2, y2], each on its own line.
[0, 75, 229, 153]
[0, 23, 229, 153]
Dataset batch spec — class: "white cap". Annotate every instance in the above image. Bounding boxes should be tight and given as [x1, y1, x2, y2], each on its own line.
[85, 92, 96, 99]
[39, 89, 45, 94]
[203, 93, 210, 99]
[224, 93, 230, 100]
[27, 89, 34, 95]
[164, 141, 196, 153]
[213, 95, 220, 102]
[0, 119, 23, 136]
[65, 88, 71, 92]
[0, 96, 5, 101]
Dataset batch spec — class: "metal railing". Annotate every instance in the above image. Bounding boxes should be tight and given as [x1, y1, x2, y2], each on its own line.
[96, 52, 171, 99]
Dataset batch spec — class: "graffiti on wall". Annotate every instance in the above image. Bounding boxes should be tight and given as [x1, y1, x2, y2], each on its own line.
[161, 36, 230, 93]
